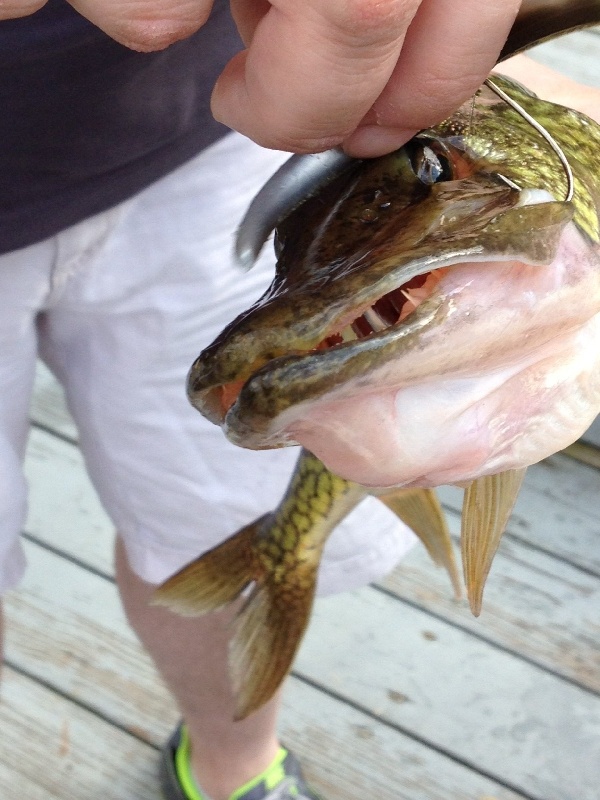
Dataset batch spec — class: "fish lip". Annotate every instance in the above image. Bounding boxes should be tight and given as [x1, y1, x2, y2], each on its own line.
[187, 253, 469, 429]
[224, 295, 448, 448]
[190, 183, 573, 434]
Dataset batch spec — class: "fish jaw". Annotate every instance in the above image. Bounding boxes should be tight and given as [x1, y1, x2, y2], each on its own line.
[247, 221, 600, 487]
[215, 195, 576, 447]
[188, 73, 600, 472]
[188, 173, 572, 429]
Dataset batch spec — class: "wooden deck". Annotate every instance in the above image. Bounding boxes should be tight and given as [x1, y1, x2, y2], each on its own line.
[2, 30, 600, 800]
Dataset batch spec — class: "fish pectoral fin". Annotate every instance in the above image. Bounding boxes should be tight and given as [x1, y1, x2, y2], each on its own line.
[461, 468, 526, 617]
[152, 517, 267, 616]
[376, 487, 461, 600]
[230, 569, 317, 720]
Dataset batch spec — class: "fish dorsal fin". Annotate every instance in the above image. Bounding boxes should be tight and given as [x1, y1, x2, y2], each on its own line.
[461, 468, 527, 616]
[377, 486, 461, 599]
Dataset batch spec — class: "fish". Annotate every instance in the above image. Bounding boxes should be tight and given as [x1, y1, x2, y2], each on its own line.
[156, 448, 459, 718]
[234, 0, 600, 270]
[154, 72, 600, 719]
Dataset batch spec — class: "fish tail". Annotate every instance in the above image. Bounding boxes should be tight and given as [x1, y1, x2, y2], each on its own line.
[152, 517, 266, 616]
[229, 568, 317, 720]
[375, 486, 462, 599]
[152, 514, 318, 720]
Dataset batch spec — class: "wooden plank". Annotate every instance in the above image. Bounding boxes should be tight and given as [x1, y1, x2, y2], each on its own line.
[296, 589, 600, 800]
[24, 426, 114, 575]
[380, 518, 600, 693]
[435, 454, 600, 576]
[22, 425, 600, 693]
[7, 540, 599, 800]
[0, 667, 161, 800]
[3, 541, 528, 800]
[527, 28, 600, 87]
[563, 440, 600, 470]
[581, 416, 600, 448]
[506, 455, 600, 574]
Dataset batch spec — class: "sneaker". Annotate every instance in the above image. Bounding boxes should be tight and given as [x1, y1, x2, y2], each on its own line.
[160, 723, 323, 800]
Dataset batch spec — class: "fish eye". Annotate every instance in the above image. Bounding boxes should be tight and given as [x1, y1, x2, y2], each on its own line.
[408, 142, 453, 184]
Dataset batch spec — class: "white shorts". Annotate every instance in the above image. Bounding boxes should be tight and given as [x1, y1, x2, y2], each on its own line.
[0, 132, 415, 595]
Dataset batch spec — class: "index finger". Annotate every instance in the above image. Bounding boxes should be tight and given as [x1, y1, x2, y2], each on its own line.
[345, 0, 521, 156]
[212, 0, 422, 153]
[213, 0, 521, 156]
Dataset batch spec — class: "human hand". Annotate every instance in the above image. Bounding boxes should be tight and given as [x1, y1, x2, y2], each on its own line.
[217, 0, 522, 156]
[2, 0, 521, 157]
[0, 0, 215, 49]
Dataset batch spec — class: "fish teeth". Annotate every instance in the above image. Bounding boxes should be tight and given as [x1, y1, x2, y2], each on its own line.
[362, 307, 389, 332]
[340, 326, 358, 342]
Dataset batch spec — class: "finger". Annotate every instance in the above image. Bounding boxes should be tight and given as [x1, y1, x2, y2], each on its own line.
[67, 0, 214, 51]
[0, 0, 48, 20]
[212, 0, 422, 153]
[230, 0, 270, 47]
[345, 0, 521, 156]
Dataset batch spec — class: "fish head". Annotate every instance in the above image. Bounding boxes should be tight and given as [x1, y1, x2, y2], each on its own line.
[189, 76, 600, 488]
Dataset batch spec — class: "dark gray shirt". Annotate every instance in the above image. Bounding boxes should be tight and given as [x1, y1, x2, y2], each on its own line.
[0, 0, 241, 254]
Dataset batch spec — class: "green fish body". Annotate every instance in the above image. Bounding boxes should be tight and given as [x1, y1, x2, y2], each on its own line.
[156, 75, 600, 718]
[156, 447, 457, 719]
[189, 76, 600, 484]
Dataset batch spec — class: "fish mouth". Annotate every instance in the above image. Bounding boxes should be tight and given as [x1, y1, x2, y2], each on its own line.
[189, 260, 453, 432]
[189, 179, 574, 448]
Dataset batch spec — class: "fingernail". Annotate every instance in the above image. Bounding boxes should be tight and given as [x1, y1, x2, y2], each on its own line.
[343, 126, 417, 158]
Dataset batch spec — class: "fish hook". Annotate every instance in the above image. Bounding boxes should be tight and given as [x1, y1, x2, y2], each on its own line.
[484, 77, 575, 203]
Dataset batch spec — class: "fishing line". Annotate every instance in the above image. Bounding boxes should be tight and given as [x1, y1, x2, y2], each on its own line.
[484, 77, 575, 202]
[467, 94, 476, 137]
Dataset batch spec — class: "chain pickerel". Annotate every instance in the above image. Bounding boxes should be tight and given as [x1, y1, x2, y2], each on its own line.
[155, 4, 600, 720]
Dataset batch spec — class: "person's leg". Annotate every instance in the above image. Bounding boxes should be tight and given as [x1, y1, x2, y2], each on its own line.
[41, 133, 411, 799]
[115, 537, 281, 800]
[0, 239, 58, 673]
[38, 136, 305, 799]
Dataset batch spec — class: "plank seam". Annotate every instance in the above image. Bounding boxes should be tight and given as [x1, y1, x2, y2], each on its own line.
[29, 419, 79, 447]
[1, 660, 160, 751]
[292, 673, 539, 800]
[440, 506, 600, 579]
[21, 530, 115, 584]
[372, 583, 600, 699]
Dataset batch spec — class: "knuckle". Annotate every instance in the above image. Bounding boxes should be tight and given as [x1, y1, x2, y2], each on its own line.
[0, 0, 48, 19]
[410, 69, 484, 125]
[327, 0, 415, 44]
[111, 7, 210, 52]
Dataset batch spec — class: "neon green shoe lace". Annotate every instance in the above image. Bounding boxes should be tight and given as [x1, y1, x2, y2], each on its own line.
[174, 726, 299, 800]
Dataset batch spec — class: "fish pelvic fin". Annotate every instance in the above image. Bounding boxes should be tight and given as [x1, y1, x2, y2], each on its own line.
[152, 518, 264, 616]
[461, 468, 527, 617]
[376, 486, 462, 600]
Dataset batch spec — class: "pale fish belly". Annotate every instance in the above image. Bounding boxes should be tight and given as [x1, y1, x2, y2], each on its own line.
[272, 223, 600, 488]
